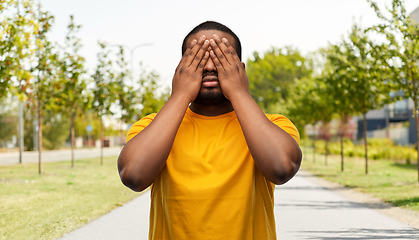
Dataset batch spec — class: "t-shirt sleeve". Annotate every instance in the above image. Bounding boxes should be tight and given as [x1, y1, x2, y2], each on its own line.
[126, 113, 157, 143]
[266, 114, 300, 146]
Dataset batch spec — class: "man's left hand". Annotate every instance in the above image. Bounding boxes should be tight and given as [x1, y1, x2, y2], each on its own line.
[209, 34, 250, 101]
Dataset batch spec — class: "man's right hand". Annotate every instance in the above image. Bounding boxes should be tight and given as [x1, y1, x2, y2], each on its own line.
[171, 35, 210, 103]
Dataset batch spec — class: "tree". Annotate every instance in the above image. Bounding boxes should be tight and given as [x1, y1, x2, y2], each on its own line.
[28, 4, 59, 174]
[322, 43, 359, 171]
[368, 0, 419, 180]
[58, 15, 90, 167]
[92, 41, 118, 165]
[114, 46, 137, 145]
[247, 47, 312, 113]
[0, 0, 36, 99]
[339, 23, 392, 174]
[137, 67, 170, 119]
[287, 76, 335, 164]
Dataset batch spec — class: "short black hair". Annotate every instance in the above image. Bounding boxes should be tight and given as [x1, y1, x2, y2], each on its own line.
[181, 21, 242, 60]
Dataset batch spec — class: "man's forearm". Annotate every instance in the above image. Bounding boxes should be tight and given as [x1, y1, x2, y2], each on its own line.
[118, 95, 190, 192]
[230, 93, 302, 185]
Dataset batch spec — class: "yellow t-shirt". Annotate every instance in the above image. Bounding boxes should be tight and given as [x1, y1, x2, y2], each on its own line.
[126, 107, 300, 240]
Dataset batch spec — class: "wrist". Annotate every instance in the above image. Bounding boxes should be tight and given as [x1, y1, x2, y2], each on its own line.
[226, 90, 251, 103]
[168, 92, 194, 107]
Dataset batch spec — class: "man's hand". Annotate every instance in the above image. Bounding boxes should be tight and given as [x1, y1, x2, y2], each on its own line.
[209, 34, 249, 101]
[172, 35, 210, 103]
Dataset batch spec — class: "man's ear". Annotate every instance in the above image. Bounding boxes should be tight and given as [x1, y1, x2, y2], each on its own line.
[241, 62, 245, 69]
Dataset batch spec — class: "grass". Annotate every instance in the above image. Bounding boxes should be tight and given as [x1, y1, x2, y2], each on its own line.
[301, 147, 419, 212]
[0, 156, 140, 240]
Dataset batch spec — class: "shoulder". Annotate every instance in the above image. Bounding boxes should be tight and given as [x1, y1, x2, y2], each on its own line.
[126, 113, 157, 143]
[265, 114, 300, 145]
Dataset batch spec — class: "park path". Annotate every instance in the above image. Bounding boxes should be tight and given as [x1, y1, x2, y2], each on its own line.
[0, 147, 123, 165]
[59, 170, 419, 240]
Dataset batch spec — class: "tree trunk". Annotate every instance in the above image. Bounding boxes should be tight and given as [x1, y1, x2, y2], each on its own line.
[363, 112, 368, 174]
[120, 118, 124, 146]
[100, 116, 104, 165]
[325, 139, 328, 166]
[71, 111, 75, 168]
[38, 103, 42, 175]
[313, 128, 316, 163]
[414, 100, 419, 182]
[340, 135, 344, 172]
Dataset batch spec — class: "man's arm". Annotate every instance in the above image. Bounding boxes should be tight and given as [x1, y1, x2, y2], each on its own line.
[209, 35, 302, 185]
[117, 36, 210, 192]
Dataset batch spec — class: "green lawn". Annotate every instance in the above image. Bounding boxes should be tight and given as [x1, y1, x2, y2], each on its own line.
[0, 156, 140, 240]
[301, 148, 419, 212]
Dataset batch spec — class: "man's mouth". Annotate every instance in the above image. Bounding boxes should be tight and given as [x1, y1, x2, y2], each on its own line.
[202, 75, 219, 87]
[202, 73, 219, 87]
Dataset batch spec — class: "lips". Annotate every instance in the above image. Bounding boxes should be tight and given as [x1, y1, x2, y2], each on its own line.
[202, 74, 219, 87]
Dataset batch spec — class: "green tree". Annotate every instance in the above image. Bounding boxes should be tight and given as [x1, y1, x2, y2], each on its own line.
[92, 41, 118, 164]
[0, 0, 36, 99]
[137, 67, 169, 119]
[28, 4, 59, 174]
[287, 77, 335, 164]
[114, 46, 137, 145]
[339, 23, 392, 174]
[58, 15, 90, 167]
[322, 42, 359, 171]
[247, 47, 312, 113]
[368, 0, 419, 180]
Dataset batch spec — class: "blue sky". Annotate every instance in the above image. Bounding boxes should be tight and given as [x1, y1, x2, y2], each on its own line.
[40, 0, 419, 87]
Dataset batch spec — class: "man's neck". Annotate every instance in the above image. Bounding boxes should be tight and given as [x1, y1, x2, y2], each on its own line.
[189, 101, 234, 116]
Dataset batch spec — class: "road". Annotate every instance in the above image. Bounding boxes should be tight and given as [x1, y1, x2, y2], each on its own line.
[0, 147, 123, 165]
[59, 170, 419, 240]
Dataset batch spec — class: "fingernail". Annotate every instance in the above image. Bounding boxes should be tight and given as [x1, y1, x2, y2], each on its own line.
[222, 38, 228, 43]
[214, 34, 222, 42]
[199, 35, 206, 41]
[191, 39, 197, 45]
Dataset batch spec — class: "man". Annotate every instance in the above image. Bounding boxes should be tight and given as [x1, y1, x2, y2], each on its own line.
[118, 21, 302, 240]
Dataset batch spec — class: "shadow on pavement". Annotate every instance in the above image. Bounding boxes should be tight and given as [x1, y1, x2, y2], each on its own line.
[275, 199, 392, 210]
[294, 228, 419, 239]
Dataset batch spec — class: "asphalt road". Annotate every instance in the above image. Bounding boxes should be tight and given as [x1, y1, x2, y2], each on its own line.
[0, 147, 123, 165]
[59, 170, 419, 240]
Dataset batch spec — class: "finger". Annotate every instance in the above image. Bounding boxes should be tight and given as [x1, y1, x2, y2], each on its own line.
[178, 39, 197, 67]
[222, 38, 241, 63]
[209, 38, 229, 69]
[196, 51, 210, 73]
[186, 35, 206, 62]
[209, 50, 225, 71]
[189, 39, 210, 69]
[212, 35, 232, 65]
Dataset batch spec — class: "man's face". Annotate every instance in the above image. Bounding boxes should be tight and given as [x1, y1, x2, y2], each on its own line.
[186, 30, 237, 105]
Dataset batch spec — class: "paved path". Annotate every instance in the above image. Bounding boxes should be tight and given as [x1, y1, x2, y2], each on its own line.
[59, 170, 419, 240]
[0, 147, 123, 165]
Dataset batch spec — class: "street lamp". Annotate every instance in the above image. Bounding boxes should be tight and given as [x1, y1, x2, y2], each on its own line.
[130, 43, 153, 78]
[110, 43, 153, 80]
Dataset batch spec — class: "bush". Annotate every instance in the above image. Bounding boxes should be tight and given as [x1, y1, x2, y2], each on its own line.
[312, 138, 417, 162]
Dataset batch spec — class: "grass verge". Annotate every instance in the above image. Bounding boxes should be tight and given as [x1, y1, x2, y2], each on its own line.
[301, 148, 419, 212]
[0, 156, 140, 240]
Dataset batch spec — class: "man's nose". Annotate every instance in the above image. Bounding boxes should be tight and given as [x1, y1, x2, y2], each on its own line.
[204, 56, 216, 72]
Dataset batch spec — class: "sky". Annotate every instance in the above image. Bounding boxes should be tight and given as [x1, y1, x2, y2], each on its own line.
[39, 0, 419, 88]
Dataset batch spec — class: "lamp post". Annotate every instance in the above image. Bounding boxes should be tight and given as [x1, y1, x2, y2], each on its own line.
[130, 43, 153, 79]
[110, 43, 153, 80]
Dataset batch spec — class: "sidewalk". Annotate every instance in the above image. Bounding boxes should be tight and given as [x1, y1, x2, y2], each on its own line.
[59, 170, 419, 240]
[0, 147, 123, 165]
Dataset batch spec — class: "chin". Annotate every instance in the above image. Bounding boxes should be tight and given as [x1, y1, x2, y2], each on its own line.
[194, 89, 228, 105]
